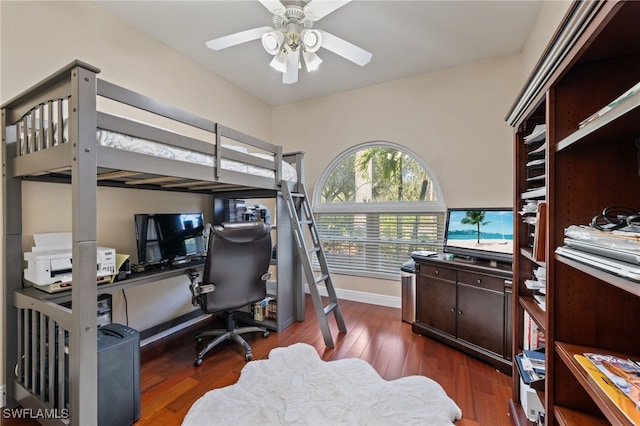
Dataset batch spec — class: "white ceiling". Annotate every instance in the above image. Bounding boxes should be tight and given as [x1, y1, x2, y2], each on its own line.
[95, 0, 542, 106]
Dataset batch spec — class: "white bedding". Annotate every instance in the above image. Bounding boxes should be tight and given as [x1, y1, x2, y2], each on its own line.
[96, 129, 297, 181]
[27, 121, 297, 181]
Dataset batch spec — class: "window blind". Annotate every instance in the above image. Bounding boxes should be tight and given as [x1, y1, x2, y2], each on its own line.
[315, 212, 445, 279]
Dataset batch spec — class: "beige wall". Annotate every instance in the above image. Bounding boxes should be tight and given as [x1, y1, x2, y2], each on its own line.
[0, 0, 571, 396]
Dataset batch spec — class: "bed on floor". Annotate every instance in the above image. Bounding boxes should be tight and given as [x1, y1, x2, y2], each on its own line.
[2, 60, 303, 425]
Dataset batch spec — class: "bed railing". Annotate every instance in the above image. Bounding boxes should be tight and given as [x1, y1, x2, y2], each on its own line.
[13, 293, 72, 425]
[14, 98, 69, 156]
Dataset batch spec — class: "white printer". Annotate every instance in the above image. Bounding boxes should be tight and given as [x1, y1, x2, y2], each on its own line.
[23, 232, 116, 293]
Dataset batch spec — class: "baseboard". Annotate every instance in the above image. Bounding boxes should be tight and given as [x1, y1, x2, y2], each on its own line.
[304, 285, 401, 309]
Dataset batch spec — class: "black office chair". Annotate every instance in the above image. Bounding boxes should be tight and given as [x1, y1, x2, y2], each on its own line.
[186, 221, 272, 366]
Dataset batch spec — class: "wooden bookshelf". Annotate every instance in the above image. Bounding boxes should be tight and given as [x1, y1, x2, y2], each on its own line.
[507, 1, 640, 424]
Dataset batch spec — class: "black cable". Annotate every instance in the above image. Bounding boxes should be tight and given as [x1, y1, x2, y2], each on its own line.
[121, 289, 129, 326]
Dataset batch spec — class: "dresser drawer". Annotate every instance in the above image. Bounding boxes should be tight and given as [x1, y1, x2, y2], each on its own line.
[420, 265, 456, 282]
[457, 271, 505, 292]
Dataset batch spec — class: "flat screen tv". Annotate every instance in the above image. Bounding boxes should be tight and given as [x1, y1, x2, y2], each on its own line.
[443, 208, 514, 264]
[134, 213, 206, 266]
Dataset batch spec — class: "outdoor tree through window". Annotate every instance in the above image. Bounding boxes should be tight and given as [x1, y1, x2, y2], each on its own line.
[314, 143, 445, 279]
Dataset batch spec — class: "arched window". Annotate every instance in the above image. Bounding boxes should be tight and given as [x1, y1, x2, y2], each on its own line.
[313, 142, 446, 279]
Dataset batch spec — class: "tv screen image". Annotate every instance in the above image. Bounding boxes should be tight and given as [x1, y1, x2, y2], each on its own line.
[443, 208, 514, 263]
[134, 213, 206, 266]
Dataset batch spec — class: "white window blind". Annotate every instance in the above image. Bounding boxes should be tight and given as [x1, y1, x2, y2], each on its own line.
[315, 212, 445, 279]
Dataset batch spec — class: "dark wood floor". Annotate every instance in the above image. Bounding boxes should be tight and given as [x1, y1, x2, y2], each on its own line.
[2, 296, 513, 425]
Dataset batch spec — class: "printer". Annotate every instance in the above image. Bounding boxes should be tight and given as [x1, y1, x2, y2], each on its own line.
[23, 232, 116, 293]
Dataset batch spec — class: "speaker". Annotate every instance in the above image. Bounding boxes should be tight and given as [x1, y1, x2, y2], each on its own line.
[97, 323, 141, 426]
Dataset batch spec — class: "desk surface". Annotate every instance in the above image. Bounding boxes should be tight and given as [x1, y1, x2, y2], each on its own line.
[16, 259, 205, 303]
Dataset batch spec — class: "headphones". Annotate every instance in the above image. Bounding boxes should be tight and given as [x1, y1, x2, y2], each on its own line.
[590, 206, 640, 231]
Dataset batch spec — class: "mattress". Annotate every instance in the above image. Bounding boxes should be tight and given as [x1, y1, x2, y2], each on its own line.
[27, 121, 296, 181]
[96, 129, 297, 181]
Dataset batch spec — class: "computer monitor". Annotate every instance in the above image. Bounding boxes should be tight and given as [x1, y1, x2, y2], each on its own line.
[134, 213, 206, 266]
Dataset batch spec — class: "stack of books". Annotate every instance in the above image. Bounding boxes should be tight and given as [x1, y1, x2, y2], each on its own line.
[516, 348, 545, 391]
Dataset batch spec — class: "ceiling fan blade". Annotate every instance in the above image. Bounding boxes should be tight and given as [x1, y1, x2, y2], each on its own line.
[205, 26, 273, 50]
[282, 49, 300, 84]
[258, 0, 287, 18]
[319, 31, 372, 66]
[303, 0, 351, 21]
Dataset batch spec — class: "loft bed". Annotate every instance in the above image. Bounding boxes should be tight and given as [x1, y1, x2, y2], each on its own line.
[2, 60, 304, 424]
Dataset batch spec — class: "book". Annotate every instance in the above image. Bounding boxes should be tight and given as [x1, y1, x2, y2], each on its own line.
[575, 354, 640, 425]
[533, 201, 547, 262]
[533, 293, 546, 311]
[523, 311, 545, 351]
[515, 353, 544, 391]
[523, 348, 545, 375]
[584, 353, 640, 410]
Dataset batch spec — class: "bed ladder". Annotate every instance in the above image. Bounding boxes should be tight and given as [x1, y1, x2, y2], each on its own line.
[281, 183, 347, 348]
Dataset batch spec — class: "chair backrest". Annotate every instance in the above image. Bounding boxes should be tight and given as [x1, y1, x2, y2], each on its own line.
[197, 221, 272, 313]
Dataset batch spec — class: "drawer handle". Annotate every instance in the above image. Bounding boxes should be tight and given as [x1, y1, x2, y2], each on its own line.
[435, 270, 439, 275]
[450, 308, 455, 312]
[457, 310, 463, 315]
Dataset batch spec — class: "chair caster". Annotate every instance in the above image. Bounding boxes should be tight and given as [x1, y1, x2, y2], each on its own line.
[245, 352, 253, 361]
[194, 357, 203, 367]
[263, 331, 270, 338]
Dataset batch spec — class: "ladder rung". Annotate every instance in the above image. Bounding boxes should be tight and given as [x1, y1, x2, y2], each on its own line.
[315, 274, 329, 284]
[290, 193, 305, 198]
[307, 247, 320, 254]
[300, 220, 312, 225]
[324, 302, 338, 315]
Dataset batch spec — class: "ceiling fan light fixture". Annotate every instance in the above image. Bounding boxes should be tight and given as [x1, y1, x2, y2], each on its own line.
[205, 0, 372, 85]
[303, 50, 323, 72]
[261, 31, 283, 55]
[301, 29, 322, 52]
[269, 50, 288, 73]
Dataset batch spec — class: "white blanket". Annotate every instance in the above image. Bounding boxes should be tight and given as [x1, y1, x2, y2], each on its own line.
[182, 343, 462, 425]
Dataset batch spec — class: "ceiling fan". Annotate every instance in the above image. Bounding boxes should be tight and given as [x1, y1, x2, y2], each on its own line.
[205, 0, 373, 84]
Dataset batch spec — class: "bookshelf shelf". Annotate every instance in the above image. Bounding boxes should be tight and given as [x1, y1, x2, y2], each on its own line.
[520, 187, 546, 200]
[555, 253, 640, 298]
[508, 1, 640, 424]
[519, 296, 545, 331]
[555, 89, 640, 153]
[554, 406, 609, 426]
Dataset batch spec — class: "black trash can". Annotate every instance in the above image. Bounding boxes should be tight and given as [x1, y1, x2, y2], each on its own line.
[400, 259, 416, 323]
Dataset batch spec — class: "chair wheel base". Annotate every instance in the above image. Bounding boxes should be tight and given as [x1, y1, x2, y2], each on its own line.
[245, 352, 253, 361]
[263, 331, 270, 338]
[194, 357, 203, 367]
